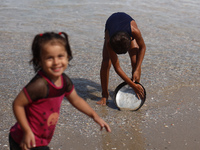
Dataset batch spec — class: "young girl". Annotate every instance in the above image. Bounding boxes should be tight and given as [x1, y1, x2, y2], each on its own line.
[9, 32, 111, 150]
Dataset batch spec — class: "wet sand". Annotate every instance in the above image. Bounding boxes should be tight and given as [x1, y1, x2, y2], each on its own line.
[46, 84, 200, 150]
[0, 80, 199, 150]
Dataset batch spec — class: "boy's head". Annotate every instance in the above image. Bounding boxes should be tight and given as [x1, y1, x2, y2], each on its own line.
[109, 32, 131, 54]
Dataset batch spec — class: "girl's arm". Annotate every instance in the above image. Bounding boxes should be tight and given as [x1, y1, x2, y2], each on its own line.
[12, 90, 36, 149]
[66, 89, 111, 132]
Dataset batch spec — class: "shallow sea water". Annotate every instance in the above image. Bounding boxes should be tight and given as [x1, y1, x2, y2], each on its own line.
[0, 0, 200, 149]
[1, 0, 200, 90]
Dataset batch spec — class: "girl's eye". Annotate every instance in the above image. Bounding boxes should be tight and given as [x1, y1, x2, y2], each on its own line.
[47, 56, 53, 60]
[58, 54, 64, 58]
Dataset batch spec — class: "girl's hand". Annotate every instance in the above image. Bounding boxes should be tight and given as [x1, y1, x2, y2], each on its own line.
[20, 131, 36, 150]
[93, 116, 111, 132]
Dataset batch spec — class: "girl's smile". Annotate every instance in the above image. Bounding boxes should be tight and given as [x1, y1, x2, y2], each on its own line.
[40, 43, 68, 84]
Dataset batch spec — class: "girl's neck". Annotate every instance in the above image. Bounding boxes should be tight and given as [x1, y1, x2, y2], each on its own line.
[40, 70, 62, 87]
[52, 77, 62, 87]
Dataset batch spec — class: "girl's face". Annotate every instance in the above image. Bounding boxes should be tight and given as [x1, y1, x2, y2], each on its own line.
[40, 42, 68, 82]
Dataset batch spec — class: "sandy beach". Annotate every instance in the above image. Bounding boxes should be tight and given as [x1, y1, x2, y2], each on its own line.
[46, 84, 200, 150]
[0, 0, 200, 149]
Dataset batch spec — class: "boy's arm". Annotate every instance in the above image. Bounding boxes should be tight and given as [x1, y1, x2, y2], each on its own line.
[66, 89, 111, 132]
[13, 90, 36, 149]
[131, 21, 146, 81]
[107, 43, 145, 99]
[105, 30, 134, 87]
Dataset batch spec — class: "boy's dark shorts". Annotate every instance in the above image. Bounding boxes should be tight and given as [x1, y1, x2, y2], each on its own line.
[9, 133, 50, 150]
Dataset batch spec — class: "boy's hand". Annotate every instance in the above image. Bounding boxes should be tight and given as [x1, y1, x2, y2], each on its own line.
[20, 131, 36, 150]
[132, 83, 145, 100]
[93, 116, 111, 132]
[132, 70, 140, 82]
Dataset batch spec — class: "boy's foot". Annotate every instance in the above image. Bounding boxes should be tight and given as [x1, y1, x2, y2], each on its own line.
[96, 98, 107, 106]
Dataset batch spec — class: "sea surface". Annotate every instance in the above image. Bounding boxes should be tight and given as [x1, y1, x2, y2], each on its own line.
[1, 0, 199, 91]
[0, 0, 200, 149]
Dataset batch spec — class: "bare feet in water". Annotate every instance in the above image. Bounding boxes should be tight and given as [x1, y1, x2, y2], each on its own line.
[96, 97, 107, 106]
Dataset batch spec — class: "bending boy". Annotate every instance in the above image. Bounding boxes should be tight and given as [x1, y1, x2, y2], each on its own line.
[97, 12, 146, 105]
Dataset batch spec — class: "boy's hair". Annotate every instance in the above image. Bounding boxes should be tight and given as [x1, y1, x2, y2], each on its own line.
[109, 32, 131, 54]
[30, 32, 73, 73]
